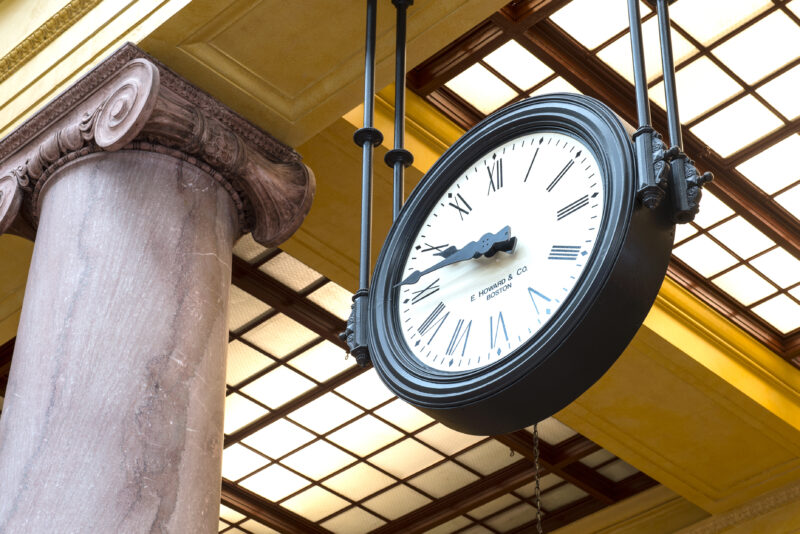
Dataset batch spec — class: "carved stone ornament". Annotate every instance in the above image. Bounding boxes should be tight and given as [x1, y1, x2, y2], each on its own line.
[0, 43, 315, 246]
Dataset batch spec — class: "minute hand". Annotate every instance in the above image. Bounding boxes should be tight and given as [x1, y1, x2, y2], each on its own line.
[397, 225, 517, 287]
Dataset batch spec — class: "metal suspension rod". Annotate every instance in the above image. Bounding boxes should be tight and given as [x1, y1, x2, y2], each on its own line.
[627, 0, 663, 209]
[345, 0, 384, 367]
[656, 0, 692, 221]
[385, 0, 415, 221]
[656, 0, 682, 149]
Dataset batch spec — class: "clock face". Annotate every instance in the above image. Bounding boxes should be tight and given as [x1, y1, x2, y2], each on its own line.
[397, 131, 605, 371]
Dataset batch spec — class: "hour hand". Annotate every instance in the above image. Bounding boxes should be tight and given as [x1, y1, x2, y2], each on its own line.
[396, 225, 516, 287]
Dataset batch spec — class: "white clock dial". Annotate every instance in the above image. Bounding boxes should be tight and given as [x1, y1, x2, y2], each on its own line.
[397, 131, 605, 371]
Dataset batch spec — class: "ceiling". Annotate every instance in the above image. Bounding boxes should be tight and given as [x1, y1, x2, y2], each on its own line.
[2, 0, 800, 532]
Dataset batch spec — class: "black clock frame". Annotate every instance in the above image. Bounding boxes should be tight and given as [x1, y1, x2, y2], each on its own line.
[368, 94, 674, 435]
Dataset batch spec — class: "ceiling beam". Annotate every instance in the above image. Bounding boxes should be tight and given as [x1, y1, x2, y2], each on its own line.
[221, 480, 331, 534]
[368, 460, 543, 534]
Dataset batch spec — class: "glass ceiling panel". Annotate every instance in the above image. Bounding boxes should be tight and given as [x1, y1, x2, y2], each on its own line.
[241, 313, 318, 358]
[597, 17, 696, 84]
[690, 190, 733, 228]
[672, 234, 738, 277]
[281, 440, 356, 480]
[323, 462, 395, 501]
[530, 76, 580, 97]
[415, 423, 485, 456]
[288, 392, 362, 434]
[596, 459, 639, 482]
[757, 63, 800, 120]
[307, 281, 353, 321]
[226, 340, 274, 387]
[327, 415, 404, 457]
[240, 366, 315, 410]
[690, 95, 782, 157]
[649, 56, 741, 122]
[363, 484, 432, 520]
[220, 504, 246, 524]
[527, 417, 577, 444]
[239, 519, 281, 534]
[228, 286, 271, 331]
[286, 340, 353, 383]
[712, 265, 776, 306]
[669, 0, 771, 45]
[239, 463, 310, 502]
[224, 393, 268, 435]
[334, 368, 394, 409]
[222, 444, 269, 482]
[369, 438, 444, 479]
[736, 134, 800, 194]
[712, 11, 800, 84]
[445, 64, 517, 114]
[408, 461, 480, 498]
[708, 216, 774, 259]
[750, 248, 800, 288]
[243, 419, 314, 460]
[540, 483, 589, 511]
[550, 0, 650, 50]
[752, 294, 800, 334]
[280, 486, 349, 522]
[455, 440, 517, 475]
[484, 39, 553, 90]
[233, 233, 271, 263]
[674, 222, 698, 244]
[259, 252, 323, 292]
[375, 398, 434, 432]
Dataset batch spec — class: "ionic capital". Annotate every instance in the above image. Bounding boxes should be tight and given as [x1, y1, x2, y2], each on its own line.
[0, 44, 314, 246]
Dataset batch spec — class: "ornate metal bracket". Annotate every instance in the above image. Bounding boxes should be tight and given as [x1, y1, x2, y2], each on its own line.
[340, 289, 371, 367]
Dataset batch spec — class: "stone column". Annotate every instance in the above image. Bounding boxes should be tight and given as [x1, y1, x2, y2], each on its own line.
[0, 45, 314, 533]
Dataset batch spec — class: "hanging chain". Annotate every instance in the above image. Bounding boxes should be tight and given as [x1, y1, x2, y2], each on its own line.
[534, 423, 543, 533]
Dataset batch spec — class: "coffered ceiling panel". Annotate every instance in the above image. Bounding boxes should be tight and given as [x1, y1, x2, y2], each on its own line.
[141, 0, 508, 146]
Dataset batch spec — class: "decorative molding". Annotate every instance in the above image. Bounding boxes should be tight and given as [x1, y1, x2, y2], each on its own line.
[676, 480, 800, 534]
[0, 44, 315, 247]
[0, 0, 102, 84]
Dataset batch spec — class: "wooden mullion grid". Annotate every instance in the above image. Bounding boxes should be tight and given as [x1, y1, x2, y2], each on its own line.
[521, 19, 800, 363]
[221, 480, 332, 534]
[231, 256, 347, 350]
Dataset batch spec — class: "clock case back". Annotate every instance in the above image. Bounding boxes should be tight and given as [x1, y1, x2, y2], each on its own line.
[368, 93, 674, 435]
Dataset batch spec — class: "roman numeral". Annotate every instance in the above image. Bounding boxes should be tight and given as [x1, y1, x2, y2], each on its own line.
[448, 193, 472, 220]
[411, 278, 440, 305]
[418, 302, 449, 345]
[486, 158, 504, 194]
[419, 243, 449, 253]
[489, 311, 508, 350]
[445, 319, 472, 357]
[546, 160, 574, 192]
[528, 288, 551, 317]
[556, 195, 589, 220]
[548, 245, 581, 261]
[523, 148, 539, 183]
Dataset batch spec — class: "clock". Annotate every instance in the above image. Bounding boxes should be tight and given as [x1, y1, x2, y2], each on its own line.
[367, 93, 674, 435]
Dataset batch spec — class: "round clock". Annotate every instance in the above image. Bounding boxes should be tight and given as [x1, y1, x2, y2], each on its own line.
[368, 94, 674, 435]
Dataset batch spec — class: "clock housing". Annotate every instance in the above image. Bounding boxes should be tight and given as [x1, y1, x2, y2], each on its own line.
[368, 94, 674, 434]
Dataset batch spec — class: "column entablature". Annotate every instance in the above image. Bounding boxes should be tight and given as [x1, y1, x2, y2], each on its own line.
[0, 43, 314, 246]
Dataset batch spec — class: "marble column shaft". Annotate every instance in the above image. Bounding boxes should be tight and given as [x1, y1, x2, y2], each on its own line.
[0, 45, 314, 532]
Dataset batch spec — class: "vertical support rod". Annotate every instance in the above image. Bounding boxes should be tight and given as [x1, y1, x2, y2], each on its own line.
[347, 0, 383, 366]
[359, 0, 378, 289]
[656, 0, 692, 221]
[656, 0, 682, 149]
[627, 0, 662, 209]
[386, 0, 415, 221]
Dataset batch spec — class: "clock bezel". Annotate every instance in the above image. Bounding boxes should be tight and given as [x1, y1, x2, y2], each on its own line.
[368, 94, 674, 434]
